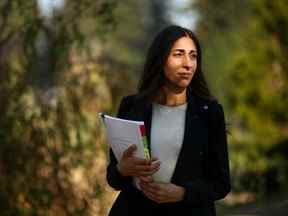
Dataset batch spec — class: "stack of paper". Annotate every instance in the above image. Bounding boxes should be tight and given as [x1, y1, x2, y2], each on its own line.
[99, 113, 150, 161]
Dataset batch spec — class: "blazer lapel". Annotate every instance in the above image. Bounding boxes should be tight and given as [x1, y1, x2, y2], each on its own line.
[128, 100, 153, 154]
[143, 104, 153, 153]
[140, 96, 202, 158]
[171, 95, 209, 183]
[129, 94, 209, 183]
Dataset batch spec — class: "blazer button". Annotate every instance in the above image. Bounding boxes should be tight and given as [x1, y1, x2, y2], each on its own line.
[199, 151, 203, 156]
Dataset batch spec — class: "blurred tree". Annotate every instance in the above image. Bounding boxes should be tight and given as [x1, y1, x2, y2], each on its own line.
[0, 0, 116, 215]
[226, 0, 288, 194]
[191, 0, 288, 194]
[0, 0, 175, 214]
[98, 0, 147, 111]
[99, 0, 171, 113]
[144, 0, 170, 40]
[191, 0, 250, 99]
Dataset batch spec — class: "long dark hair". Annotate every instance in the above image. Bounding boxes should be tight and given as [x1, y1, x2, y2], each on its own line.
[137, 25, 215, 103]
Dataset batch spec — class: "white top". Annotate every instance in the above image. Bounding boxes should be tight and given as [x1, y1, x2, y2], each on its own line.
[150, 102, 187, 182]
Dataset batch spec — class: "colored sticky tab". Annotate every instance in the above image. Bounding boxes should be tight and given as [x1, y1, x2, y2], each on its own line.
[140, 124, 146, 137]
[139, 124, 150, 159]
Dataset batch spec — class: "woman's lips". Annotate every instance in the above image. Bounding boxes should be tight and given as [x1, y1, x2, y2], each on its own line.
[178, 72, 193, 78]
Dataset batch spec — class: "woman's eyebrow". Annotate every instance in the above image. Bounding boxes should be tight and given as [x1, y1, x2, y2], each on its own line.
[172, 49, 197, 53]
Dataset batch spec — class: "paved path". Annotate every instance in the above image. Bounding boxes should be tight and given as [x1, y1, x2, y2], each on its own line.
[223, 198, 288, 216]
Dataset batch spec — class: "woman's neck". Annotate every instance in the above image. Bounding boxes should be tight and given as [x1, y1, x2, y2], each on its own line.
[155, 87, 187, 106]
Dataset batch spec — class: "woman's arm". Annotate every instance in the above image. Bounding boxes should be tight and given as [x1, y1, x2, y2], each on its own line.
[106, 96, 160, 191]
[106, 96, 133, 190]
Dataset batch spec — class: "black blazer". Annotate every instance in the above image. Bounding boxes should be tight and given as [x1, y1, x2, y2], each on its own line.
[106, 93, 231, 216]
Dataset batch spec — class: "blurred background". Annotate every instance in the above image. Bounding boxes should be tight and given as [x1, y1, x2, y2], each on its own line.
[0, 0, 287, 215]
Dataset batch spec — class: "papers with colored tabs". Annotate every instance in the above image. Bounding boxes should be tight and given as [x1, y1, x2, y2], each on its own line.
[99, 113, 150, 161]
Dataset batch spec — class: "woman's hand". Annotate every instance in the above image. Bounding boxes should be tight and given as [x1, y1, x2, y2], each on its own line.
[139, 178, 185, 203]
[117, 145, 160, 177]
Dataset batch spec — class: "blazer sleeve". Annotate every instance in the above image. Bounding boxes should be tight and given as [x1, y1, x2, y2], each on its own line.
[181, 102, 231, 205]
[106, 96, 134, 191]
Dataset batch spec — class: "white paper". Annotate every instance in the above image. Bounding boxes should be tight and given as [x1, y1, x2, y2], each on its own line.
[99, 113, 145, 161]
[100, 113, 146, 190]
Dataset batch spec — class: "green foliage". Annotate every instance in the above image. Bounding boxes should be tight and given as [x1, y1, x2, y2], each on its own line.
[0, 0, 116, 215]
[97, 0, 148, 113]
[192, 0, 288, 194]
[99, 0, 171, 112]
[0, 62, 113, 215]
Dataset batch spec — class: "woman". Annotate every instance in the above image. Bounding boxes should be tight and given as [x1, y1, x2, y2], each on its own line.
[106, 25, 231, 216]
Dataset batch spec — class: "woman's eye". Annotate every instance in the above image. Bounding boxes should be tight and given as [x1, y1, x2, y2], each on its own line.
[173, 53, 182, 56]
[190, 54, 197, 59]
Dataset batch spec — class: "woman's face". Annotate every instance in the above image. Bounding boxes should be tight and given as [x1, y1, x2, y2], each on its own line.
[163, 36, 197, 91]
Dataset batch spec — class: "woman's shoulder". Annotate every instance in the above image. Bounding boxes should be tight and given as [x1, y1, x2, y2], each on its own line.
[119, 94, 139, 106]
[117, 94, 147, 118]
[194, 95, 224, 116]
[208, 100, 224, 113]
[118, 94, 144, 111]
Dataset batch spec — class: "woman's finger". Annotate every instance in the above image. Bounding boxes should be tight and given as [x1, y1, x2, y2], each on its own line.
[139, 176, 153, 183]
[142, 188, 162, 203]
[122, 144, 137, 158]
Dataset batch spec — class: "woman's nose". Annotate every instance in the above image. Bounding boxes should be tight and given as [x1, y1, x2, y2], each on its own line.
[182, 55, 193, 68]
